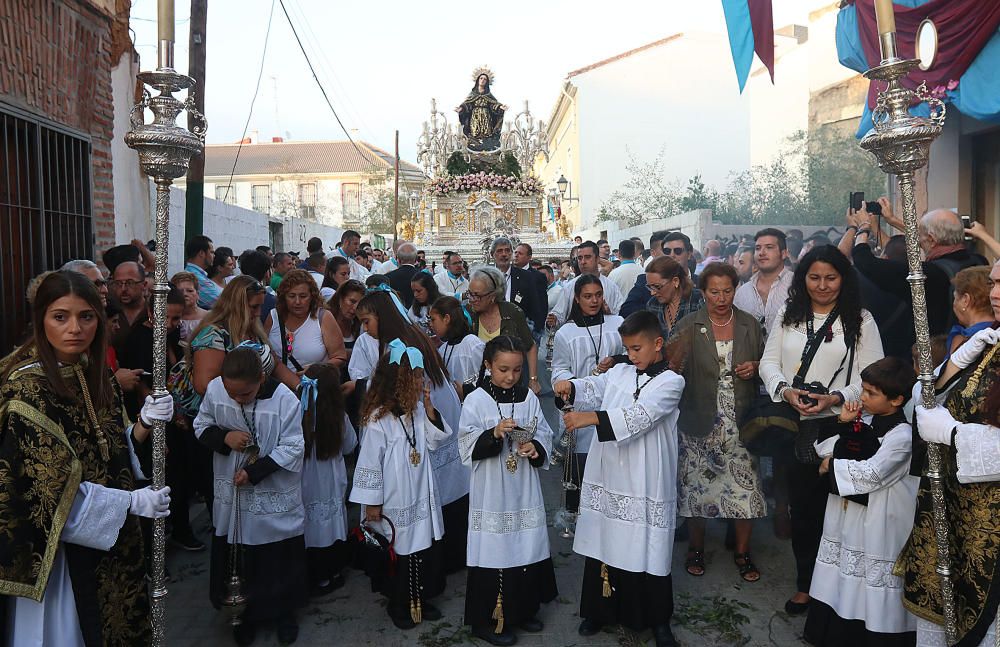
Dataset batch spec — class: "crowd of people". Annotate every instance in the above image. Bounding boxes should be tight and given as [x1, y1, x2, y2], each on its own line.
[4, 204, 1000, 647]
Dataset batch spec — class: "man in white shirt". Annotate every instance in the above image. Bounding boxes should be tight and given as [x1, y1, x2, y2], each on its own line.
[608, 238, 644, 297]
[548, 241, 624, 327]
[333, 230, 370, 282]
[733, 228, 792, 338]
[434, 252, 469, 298]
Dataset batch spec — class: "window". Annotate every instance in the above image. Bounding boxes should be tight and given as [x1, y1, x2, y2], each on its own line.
[215, 185, 236, 205]
[341, 183, 360, 223]
[0, 108, 93, 355]
[298, 182, 316, 219]
[251, 184, 271, 213]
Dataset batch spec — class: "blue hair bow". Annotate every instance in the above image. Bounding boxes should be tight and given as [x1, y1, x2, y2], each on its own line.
[299, 376, 318, 415]
[367, 283, 410, 320]
[461, 305, 474, 328]
[236, 340, 264, 353]
[387, 338, 424, 369]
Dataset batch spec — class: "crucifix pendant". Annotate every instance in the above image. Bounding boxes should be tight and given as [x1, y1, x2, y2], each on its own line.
[409, 448, 422, 466]
[505, 452, 518, 474]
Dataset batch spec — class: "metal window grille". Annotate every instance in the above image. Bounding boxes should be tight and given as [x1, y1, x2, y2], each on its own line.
[0, 107, 94, 355]
[341, 182, 360, 221]
[298, 182, 316, 219]
[215, 184, 236, 205]
[251, 184, 271, 213]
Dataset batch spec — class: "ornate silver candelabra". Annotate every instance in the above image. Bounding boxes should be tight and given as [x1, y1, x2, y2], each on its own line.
[125, 65, 206, 645]
[501, 100, 549, 173]
[858, 29, 953, 644]
[417, 98, 463, 176]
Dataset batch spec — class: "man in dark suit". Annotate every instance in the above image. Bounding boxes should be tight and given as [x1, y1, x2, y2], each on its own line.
[386, 241, 419, 308]
[514, 242, 549, 338]
[491, 237, 544, 334]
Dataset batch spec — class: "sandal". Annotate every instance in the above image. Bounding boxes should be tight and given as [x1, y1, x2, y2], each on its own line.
[685, 550, 706, 576]
[734, 552, 760, 582]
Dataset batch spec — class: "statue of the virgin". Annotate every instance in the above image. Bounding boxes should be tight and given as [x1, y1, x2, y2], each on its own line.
[456, 66, 506, 152]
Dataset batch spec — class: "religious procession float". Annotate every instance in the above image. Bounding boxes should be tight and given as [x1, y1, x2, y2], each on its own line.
[408, 66, 574, 261]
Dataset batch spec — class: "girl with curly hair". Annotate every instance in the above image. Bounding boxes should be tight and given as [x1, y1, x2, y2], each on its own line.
[350, 347, 452, 630]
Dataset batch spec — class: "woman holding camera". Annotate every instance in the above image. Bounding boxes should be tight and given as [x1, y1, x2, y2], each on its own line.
[759, 245, 883, 616]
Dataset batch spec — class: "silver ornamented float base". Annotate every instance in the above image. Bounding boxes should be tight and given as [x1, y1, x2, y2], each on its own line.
[125, 67, 205, 647]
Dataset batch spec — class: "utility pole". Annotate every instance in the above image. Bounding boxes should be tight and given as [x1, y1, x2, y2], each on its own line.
[184, 0, 207, 238]
[393, 129, 400, 238]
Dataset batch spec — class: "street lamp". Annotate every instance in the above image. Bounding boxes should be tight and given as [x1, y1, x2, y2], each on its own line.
[556, 174, 578, 202]
[408, 191, 419, 212]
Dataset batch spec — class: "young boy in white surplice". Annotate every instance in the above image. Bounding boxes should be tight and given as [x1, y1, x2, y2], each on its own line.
[805, 356, 918, 647]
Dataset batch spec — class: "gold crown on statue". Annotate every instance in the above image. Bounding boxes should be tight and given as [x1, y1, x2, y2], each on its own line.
[471, 66, 495, 85]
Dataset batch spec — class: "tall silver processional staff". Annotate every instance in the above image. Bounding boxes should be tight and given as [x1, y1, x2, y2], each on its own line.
[124, 1, 206, 644]
[859, 1, 954, 642]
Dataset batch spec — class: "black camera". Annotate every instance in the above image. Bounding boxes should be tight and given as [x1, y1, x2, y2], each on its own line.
[793, 376, 829, 407]
[849, 191, 883, 216]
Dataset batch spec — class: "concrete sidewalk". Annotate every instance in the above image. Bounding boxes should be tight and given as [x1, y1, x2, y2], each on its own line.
[164, 398, 809, 646]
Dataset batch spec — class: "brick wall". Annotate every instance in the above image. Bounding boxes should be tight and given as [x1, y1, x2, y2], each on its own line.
[0, 0, 122, 256]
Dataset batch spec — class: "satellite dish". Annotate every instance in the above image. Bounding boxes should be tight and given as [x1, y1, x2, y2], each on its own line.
[916, 19, 938, 71]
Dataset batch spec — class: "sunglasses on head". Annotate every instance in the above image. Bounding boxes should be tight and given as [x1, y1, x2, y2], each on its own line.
[247, 281, 265, 294]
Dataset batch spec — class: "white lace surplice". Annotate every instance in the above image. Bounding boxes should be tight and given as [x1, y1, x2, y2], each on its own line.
[810, 423, 918, 634]
[568, 363, 685, 576]
[458, 388, 553, 569]
[349, 403, 450, 555]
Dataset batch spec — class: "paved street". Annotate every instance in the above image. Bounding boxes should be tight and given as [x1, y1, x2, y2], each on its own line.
[164, 398, 809, 647]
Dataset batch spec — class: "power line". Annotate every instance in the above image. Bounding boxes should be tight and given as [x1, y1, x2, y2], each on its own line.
[277, 0, 382, 171]
[222, 0, 277, 204]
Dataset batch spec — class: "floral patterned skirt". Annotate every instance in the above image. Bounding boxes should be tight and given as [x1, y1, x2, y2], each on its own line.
[677, 378, 767, 520]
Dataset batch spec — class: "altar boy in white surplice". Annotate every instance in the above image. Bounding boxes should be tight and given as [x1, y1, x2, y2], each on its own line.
[554, 310, 685, 647]
[804, 356, 919, 647]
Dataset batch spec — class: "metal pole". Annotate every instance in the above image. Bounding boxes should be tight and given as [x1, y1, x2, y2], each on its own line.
[394, 129, 400, 237]
[126, 4, 206, 641]
[184, 0, 207, 237]
[858, 24, 954, 644]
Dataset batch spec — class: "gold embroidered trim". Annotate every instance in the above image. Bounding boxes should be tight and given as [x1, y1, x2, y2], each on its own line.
[0, 400, 82, 601]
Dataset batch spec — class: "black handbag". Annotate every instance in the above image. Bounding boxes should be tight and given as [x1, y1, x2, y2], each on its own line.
[739, 312, 842, 459]
[348, 515, 397, 594]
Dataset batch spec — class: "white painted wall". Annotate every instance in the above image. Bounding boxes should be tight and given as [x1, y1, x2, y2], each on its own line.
[110, 50, 152, 244]
[163, 185, 344, 276]
[572, 32, 752, 231]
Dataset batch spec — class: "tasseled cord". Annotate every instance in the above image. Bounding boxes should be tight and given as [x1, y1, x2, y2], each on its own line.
[492, 568, 505, 634]
[409, 555, 423, 624]
[601, 563, 612, 598]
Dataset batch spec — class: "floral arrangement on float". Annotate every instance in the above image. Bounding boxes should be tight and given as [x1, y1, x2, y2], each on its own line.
[426, 172, 544, 197]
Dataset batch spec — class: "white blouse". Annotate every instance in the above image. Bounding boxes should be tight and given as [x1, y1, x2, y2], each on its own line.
[759, 306, 884, 417]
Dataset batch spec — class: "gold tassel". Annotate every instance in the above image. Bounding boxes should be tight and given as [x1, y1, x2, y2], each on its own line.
[410, 598, 422, 624]
[492, 591, 504, 634]
[601, 563, 612, 598]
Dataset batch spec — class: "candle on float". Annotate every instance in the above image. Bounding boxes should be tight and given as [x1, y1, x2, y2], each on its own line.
[158, 0, 175, 42]
[874, 0, 896, 35]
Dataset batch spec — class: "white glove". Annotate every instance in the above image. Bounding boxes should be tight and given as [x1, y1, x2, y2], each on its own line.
[915, 404, 959, 446]
[129, 486, 171, 518]
[950, 327, 1000, 369]
[139, 394, 174, 426]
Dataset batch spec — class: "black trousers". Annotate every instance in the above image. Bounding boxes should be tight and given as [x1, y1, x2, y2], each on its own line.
[565, 453, 589, 513]
[579, 558, 673, 631]
[786, 457, 830, 593]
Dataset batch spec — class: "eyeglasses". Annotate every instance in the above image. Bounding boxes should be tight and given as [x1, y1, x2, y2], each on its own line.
[93, 279, 108, 288]
[110, 279, 142, 290]
[646, 282, 668, 293]
[466, 291, 491, 301]
[665, 247, 687, 256]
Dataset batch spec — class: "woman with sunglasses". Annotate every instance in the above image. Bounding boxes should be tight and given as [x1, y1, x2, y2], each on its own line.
[644, 256, 704, 339]
[466, 266, 541, 394]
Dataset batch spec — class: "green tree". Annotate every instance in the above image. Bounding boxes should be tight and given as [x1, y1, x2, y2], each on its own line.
[597, 149, 683, 227]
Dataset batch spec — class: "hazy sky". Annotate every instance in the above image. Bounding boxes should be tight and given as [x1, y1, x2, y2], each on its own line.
[129, 0, 811, 162]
